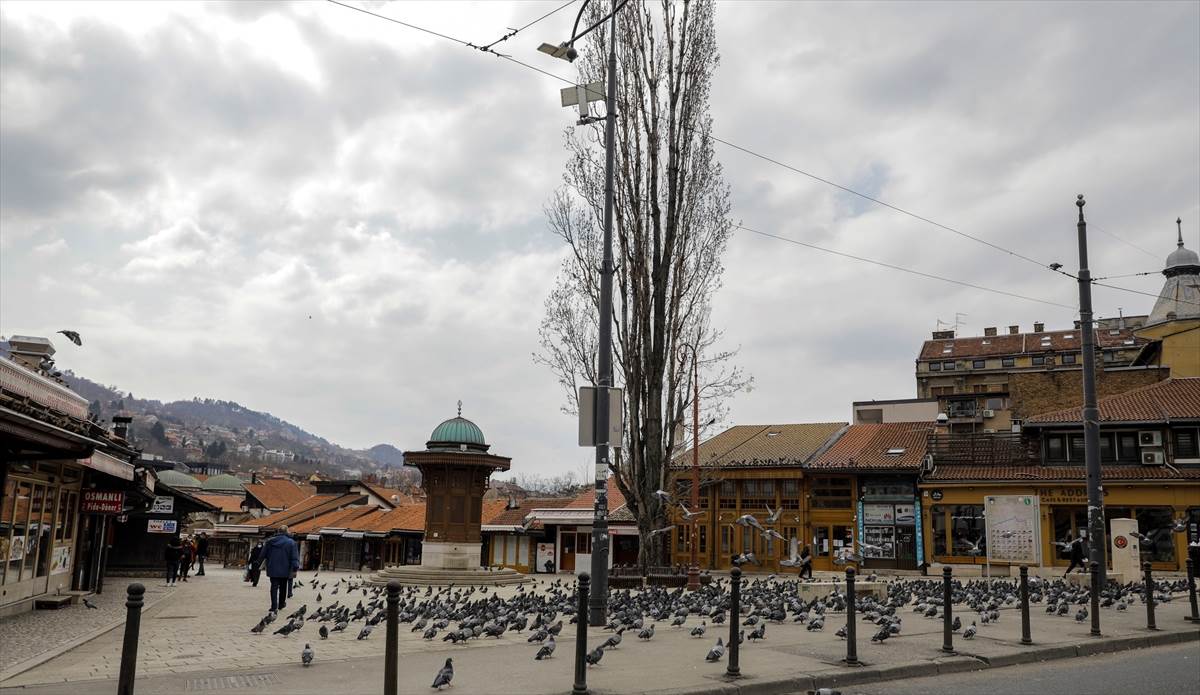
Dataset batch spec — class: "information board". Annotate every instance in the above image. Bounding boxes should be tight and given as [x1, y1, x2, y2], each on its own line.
[984, 494, 1041, 565]
[147, 519, 178, 534]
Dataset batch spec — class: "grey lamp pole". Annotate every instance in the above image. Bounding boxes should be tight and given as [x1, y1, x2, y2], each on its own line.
[1075, 195, 1107, 587]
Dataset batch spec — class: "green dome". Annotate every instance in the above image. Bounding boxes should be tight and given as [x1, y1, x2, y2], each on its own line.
[429, 416, 486, 447]
[201, 473, 245, 493]
[158, 469, 202, 489]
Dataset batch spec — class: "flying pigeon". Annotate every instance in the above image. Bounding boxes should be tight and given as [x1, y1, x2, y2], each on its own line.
[301, 643, 313, 667]
[57, 330, 82, 346]
[734, 514, 765, 532]
[649, 525, 676, 539]
[653, 489, 673, 504]
[679, 503, 706, 522]
[764, 504, 783, 524]
[431, 658, 454, 689]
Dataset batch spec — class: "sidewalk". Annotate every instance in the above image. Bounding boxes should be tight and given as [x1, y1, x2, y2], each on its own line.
[1, 568, 1196, 694]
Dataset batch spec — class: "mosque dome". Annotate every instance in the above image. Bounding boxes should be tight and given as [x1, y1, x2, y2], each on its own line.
[157, 469, 202, 490]
[1148, 218, 1200, 325]
[426, 401, 489, 451]
[201, 473, 246, 493]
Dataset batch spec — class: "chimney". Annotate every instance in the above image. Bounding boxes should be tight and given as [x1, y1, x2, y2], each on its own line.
[983, 327, 997, 337]
[1008, 325, 1019, 335]
[6, 335, 56, 372]
[1033, 322, 1045, 333]
[112, 415, 132, 441]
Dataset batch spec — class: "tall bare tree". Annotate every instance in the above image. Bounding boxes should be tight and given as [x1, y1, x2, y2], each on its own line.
[535, 0, 749, 568]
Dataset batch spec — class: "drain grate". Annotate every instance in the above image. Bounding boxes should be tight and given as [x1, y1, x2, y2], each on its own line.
[185, 673, 280, 690]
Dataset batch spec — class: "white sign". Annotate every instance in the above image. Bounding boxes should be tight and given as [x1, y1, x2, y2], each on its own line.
[150, 496, 175, 514]
[985, 495, 1042, 565]
[862, 503, 895, 525]
[536, 543, 556, 573]
[894, 504, 915, 525]
[50, 545, 72, 575]
[147, 519, 178, 534]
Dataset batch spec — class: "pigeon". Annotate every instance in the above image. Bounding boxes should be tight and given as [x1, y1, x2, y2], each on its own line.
[357, 625, 373, 640]
[764, 504, 783, 524]
[952, 616, 961, 632]
[679, 503, 706, 522]
[58, 330, 82, 346]
[653, 489, 673, 504]
[748, 623, 766, 641]
[962, 622, 977, 639]
[649, 525, 676, 539]
[301, 643, 313, 666]
[584, 645, 605, 666]
[431, 658, 454, 689]
[251, 618, 268, 634]
[599, 627, 624, 650]
[82, 598, 99, 610]
[734, 514, 765, 532]
[705, 637, 725, 662]
[535, 636, 556, 660]
[274, 621, 298, 637]
[638, 623, 656, 640]
[870, 626, 890, 643]
[690, 621, 707, 638]
[835, 624, 847, 639]
[318, 625, 329, 640]
[1075, 607, 1088, 622]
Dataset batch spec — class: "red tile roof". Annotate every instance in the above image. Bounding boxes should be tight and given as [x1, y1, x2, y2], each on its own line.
[918, 327, 1146, 360]
[1025, 378, 1200, 424]
[808, 422, 933, 470]
[568, 477, 626, 510]
[924, 464, 1200, 482]
[244, 478, 314, 510]
[354, 504, 427, 533]
[194, 493, 246, 513]
[671, 422, 848, 469]
[248, 493, 364, 528]
[290, 505, 376, 535]
[484, 497, 574, 527]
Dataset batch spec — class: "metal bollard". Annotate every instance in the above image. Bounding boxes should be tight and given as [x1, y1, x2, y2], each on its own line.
[1019, 566, 1032, 645]
[1143, 562, 1157, 630]
[941, 566, 954, 653]
[845, 568, 859, 666]
[1186, 558, 1200, 623]
[384, 579, 400, 695]
[572, 573, 590, 695]
[727, 567, 741, 678]
[1089, 561, 1101, 637]
[117, 582, 145, 695]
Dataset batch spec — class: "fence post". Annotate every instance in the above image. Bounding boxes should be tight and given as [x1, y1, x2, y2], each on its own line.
[1089, 561, 1101, 637]
[1143, 562, 1157, 631]
[384, 579, 400, 695]
[572, 573, 591, 695]
[1186, 557, 1199, 623]
[726, 567, 741, 678]
[941, 566, 954, 653]
[1019, 566, 1032, 645]
[117, 582, 145, 695]
[845, 567, 859, 666]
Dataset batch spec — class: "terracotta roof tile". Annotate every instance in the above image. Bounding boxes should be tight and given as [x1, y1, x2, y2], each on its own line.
[808, 422, 933, 470]
[671, 422, 847, 470]
[194, 493, 246, 513]
[352, 504, 427, 533]
[924, 464, 1200, 482]
[1025, 378, 1200, 424]
[290, 505, 376, 535]
[918, 327, 1146, 361]
[484, 498, 574, 527]
[247, 493, 364, 528]
[568, 478, 626, 509]
[244, 478, 314, 510]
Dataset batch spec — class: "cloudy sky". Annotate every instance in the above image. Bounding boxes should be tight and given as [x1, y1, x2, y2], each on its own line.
[2, 1, 1197, 478]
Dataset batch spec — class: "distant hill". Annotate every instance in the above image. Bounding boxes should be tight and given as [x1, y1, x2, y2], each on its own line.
[367, 443, 406, 467]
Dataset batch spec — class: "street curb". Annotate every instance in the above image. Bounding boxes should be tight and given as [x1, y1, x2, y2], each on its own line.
[0, 585, 180, 684]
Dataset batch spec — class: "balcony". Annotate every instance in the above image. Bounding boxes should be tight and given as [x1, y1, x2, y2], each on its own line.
[927, 432, 1038, 466]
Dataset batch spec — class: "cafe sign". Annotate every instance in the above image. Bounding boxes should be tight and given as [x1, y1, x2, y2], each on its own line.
[1035, 487, 1108, 505]
[81, 490, 124, 514]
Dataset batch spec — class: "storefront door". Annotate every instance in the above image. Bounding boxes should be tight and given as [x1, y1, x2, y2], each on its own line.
[811, 523, 854, 571]
[1051, 507, 1088, 566]
[560, 532, 576, 572]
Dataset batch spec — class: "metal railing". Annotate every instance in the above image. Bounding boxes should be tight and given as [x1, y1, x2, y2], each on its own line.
[927, 432, 1038, 466]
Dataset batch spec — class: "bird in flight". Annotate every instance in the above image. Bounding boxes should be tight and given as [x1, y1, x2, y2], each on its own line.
[58, 330, 82, 346]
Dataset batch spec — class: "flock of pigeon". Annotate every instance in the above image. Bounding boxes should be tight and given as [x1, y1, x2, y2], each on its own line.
[241, 567, 1193, 689]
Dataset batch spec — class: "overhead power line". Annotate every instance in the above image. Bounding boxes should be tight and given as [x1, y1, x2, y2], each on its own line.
[1090, 223, 1161, 260]
[478, 0, 581, 53]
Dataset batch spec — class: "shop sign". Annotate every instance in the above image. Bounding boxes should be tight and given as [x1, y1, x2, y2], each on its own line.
[985, 495, 1042, 565]
[863, 526, 896, 559]
[150, 496, 175, 514]
[1035, 487, 1106, 505]
[894, 504, 915, 525]
[929, 490, 943, 501]
[862, 504, 895, 525]
[81, 490, 125, 514]
[50, 545, 72, 575]
[147, 519, 178, 534]
[536, 543, 556, 573]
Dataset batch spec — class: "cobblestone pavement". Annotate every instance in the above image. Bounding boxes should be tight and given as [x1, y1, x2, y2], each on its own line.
[0, 578, 175, 674]
[1, 567, 1197, 691]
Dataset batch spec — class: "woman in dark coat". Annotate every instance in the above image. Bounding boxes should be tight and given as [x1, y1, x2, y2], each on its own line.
[165, 537, 182, 586]
[247, 542, 264, 587]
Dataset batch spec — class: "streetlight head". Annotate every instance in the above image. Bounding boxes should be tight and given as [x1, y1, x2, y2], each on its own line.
[566, 46, 579, 62]
[538, 41, 576, 62]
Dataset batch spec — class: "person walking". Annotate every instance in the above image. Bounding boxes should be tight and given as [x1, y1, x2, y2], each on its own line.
[798, 545, 813, 580]
[165, 536, 182, 586]
[1063, 532, 1087, 577]
[179, 537, 193, 582]
[195, 532, 209, 576]
[247, 541, 264, 587]
[261, 526, 299, 612]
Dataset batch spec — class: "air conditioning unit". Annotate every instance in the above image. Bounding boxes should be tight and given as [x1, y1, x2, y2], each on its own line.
[981, 409, 996, 418]
[1141, 450, 1165, 465]
[1138, 431, 1163, 447]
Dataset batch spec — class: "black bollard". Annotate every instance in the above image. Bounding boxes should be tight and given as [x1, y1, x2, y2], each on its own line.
[727, 567, 741, 678]
[572, 573, 590, 695]
[117, 582, 145, 695]
[1186, 558, 1199, 623]
[941, 566, 954, 653]
[1143, 561, 1157, 630]
[1019, 566, 1032, 645]
[845, 568, 859, 666]
[1089, 561, 1101, 637]
[384, 579, 400, 695]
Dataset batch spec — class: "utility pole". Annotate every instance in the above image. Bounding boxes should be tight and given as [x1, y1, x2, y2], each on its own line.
[1075, 194, 1107, 586]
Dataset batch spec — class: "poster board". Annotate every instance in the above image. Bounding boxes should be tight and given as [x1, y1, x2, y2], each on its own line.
[984, 494, 1041, 565]
[536, 543, 555, 573]
[863, 526, 895, 559]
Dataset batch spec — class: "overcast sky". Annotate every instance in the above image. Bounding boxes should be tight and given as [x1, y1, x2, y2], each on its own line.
[2, 1, 1197, 478]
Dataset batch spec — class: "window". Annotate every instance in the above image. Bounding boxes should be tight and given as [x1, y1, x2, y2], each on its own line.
[780, 479, 801, 510]
[930, 386, 955, 397]
[718, 480, 737, 509]
[1174, 427, 1200, 459]
[947, 399, 976, 418]
[676, 527, 687, 553]
[1135, 508, 1175, 563]
[1032, 355, 1046, 366]
[1002, 357, 1015, 368]
[972, 359, 986, 370]
[810, 477, 853, 509]
[943, 361, 956, 371]
[1099, 433, 1114, 462]
[1069, 435, 1085, 461]
[1062, 353, 1077, 365]
[931, 505, 986, 558]
[1046, 434, 1068, 462]
[929, 362, 941, 372]
[698, 525, 707, 554]
[985, 397, 1005, 410]
[1117, 433, 1139, 461]
[720, 525, 732, 554]
[1103, 351, 1115, 363]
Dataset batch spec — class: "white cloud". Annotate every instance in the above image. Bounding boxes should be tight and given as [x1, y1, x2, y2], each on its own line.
[30, 237, 68, 257]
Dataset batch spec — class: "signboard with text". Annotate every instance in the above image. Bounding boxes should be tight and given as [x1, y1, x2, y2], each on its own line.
[150, 496, 175, 514]
[147, 519, 178, 534]
[985, 495, 1041, 565]
[81, 490, 124, 514]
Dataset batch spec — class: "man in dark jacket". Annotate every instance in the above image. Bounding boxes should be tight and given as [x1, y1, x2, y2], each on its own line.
[196, 533, 209, 576]
[164, 537, 182, 586]
[262, 526, 299, 612]
[248, 542, 264, 587]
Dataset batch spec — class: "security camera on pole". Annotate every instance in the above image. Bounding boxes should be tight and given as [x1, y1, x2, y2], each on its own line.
[541, 0, 630, 626]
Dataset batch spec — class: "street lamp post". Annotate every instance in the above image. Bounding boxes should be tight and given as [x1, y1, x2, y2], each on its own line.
[678, 343, 701, 591]
[1075, 195, 1107, 588]
[541, 0, 626, 626]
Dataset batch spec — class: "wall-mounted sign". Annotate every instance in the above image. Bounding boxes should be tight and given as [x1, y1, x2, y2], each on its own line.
[81, 490, 125, 514]
[150, 496, 175, 514]
[147, 519, 178, 534]
[536, 543, 555, 573]
[50, 545, 72, 575]
[929, 490, 943, 501]
[894, 504, 915, 525]
[862, 503, 895, 525]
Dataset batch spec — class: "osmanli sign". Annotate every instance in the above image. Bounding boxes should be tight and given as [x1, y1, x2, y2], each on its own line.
[81, 490, 124, 514]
